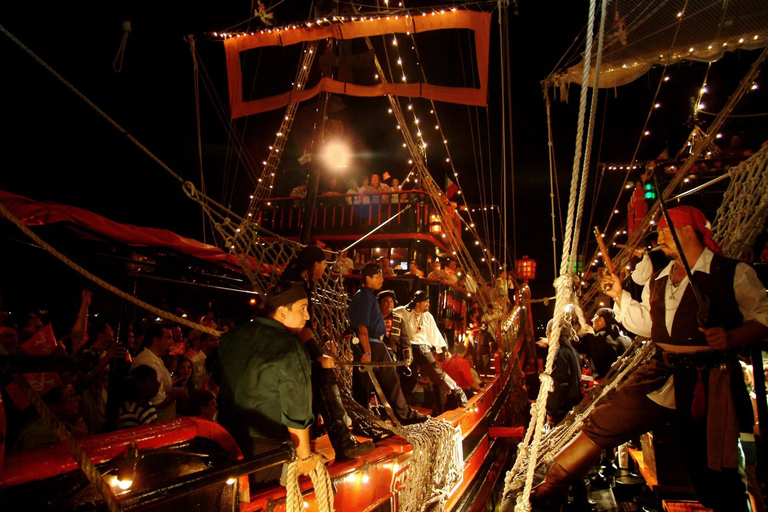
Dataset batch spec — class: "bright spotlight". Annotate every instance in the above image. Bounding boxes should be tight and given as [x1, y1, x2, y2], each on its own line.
[321, 141, 351, 170]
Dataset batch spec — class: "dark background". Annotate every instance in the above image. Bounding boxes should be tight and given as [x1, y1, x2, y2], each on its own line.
[1, 1, 766, 332]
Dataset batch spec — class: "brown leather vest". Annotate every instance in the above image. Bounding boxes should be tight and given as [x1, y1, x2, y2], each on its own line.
[648, 253, 742, 346]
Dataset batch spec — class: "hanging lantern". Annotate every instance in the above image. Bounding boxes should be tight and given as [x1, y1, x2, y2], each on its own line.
[429, 215, 443, 235]
[516, 255, 537, 281]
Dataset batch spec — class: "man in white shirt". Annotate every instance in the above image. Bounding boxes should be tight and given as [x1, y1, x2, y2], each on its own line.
[533, 206, 768, 512]
[132, 325, 187, 422]
[395, 290, 467, 413]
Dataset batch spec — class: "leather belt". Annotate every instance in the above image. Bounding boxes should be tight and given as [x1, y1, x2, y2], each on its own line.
[655, 349, 732, 369]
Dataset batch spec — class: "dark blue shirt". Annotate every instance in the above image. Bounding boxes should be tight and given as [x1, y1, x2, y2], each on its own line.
[349, 286, 386, 340]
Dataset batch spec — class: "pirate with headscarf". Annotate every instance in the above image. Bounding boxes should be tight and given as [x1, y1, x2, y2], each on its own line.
[395, 290, 468, 413]
[532, 206, 768, 511]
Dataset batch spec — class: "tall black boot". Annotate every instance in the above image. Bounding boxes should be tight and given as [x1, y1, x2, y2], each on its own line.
[319, 381, 375, 460]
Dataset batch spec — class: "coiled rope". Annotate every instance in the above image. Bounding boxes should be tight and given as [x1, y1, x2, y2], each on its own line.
[0, 201, 221, 336]
[285, 459, 335, 512]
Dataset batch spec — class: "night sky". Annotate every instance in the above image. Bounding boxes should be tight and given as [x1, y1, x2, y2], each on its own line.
[2, 1, 766, 327]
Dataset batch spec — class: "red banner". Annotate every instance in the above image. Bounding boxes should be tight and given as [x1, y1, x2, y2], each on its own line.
[5, 324, 62, 410]
[224, 10, 491, 118]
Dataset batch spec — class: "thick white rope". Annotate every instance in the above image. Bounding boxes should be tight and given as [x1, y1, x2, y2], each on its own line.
[568, 0, 608, 272]
[285, 459, 335, 512]
[559, 0, 597, 276]
[0, 201, 222, 336]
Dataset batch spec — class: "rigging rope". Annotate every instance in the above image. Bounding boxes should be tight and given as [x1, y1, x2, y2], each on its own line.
[504, 0, 606, 509]
[0, 201, 222, 337]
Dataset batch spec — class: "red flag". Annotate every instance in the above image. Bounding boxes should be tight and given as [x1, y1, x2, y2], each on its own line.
[6, 324, 62, 410]
[445, 176, 459, 199]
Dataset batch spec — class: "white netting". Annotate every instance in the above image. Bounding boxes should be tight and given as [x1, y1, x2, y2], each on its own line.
[555, 0, 768, 88]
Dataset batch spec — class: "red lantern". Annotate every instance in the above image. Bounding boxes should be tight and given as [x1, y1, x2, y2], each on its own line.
[516, 255, 536, 281]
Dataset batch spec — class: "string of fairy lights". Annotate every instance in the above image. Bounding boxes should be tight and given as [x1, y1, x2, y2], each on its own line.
[373, 9, 501, 271]
[211, 5, 525, 279]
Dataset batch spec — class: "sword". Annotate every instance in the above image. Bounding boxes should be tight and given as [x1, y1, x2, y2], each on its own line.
[652, 173, 709, 327]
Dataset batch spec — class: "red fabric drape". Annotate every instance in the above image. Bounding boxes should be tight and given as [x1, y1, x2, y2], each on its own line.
[224, 10, 491, 118]
[0, 190, 248, 273]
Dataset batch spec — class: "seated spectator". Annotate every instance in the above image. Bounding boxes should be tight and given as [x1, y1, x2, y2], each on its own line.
[173, 356, 196, 394]
[117, 365, 160, 429]
[132, 325, 187, 422]
[191, 332, 219, 391]
[290, 182, 308, 207]
[320, 177, 344, 196]
[443, 260, 459, 284]
[345, 179, 360, 205]
[359, 177, 371, 205]
[215, 282, 326, 482]
[390, 178, 402, 204]
[77, 319, 127, 435]
[379, 256, 396, 277]
[14, 383, 88, 451]
[336, 250, 355, 276]
[406, 260, 424, 277]
[427, 260, 449, 281]
[442, 344, 481, 398]
[369, 174, 390, 204]
[181, 389, 218, 422]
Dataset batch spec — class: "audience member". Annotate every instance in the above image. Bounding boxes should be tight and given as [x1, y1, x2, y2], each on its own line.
[117, 365, 159, 429]
[14, 384, 88, 451]
[573, 308, 631, 379]
[132, 325, 187, 421]
[182, 389, 218, 422]
[173, 356, 196, 395]
[191, 332, 219, 391]
[346, 179, 360, 205]
[542, 319, 583, 425]
[406, 260, 424, 277]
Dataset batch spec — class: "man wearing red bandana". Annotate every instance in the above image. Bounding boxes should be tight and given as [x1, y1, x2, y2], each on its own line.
[532, 206, 768, 512]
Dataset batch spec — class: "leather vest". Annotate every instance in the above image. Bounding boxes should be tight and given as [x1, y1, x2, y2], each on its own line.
[648, 253, 742, 346]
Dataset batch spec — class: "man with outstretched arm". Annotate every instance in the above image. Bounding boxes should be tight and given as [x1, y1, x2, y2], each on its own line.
[532, 206, 768, 512]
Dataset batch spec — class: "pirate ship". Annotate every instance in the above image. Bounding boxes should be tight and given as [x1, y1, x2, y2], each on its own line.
[0, 2, 537, 511]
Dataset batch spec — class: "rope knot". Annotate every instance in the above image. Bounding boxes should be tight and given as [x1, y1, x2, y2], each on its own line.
[182, 181, 198, 199]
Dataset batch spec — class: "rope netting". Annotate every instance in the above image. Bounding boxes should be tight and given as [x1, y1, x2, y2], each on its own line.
[711, 143, 768, 259]
[501, 338, 655, 507]
[554, 0, 768, 88]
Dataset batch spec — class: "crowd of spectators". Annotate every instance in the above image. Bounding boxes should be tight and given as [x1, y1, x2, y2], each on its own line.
[0, 288, 225, 454]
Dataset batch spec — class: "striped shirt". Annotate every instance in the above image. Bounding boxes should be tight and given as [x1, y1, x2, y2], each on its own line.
[117, 401, 157, 429]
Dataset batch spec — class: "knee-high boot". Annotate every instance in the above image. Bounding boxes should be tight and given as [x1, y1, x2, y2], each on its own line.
[318, 379, 375, 460]
[530, 433, 602, 509]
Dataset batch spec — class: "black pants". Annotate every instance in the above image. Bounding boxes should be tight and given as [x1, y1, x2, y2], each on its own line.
[352, 340, 419, 422]
[401, 344, 455, 405]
